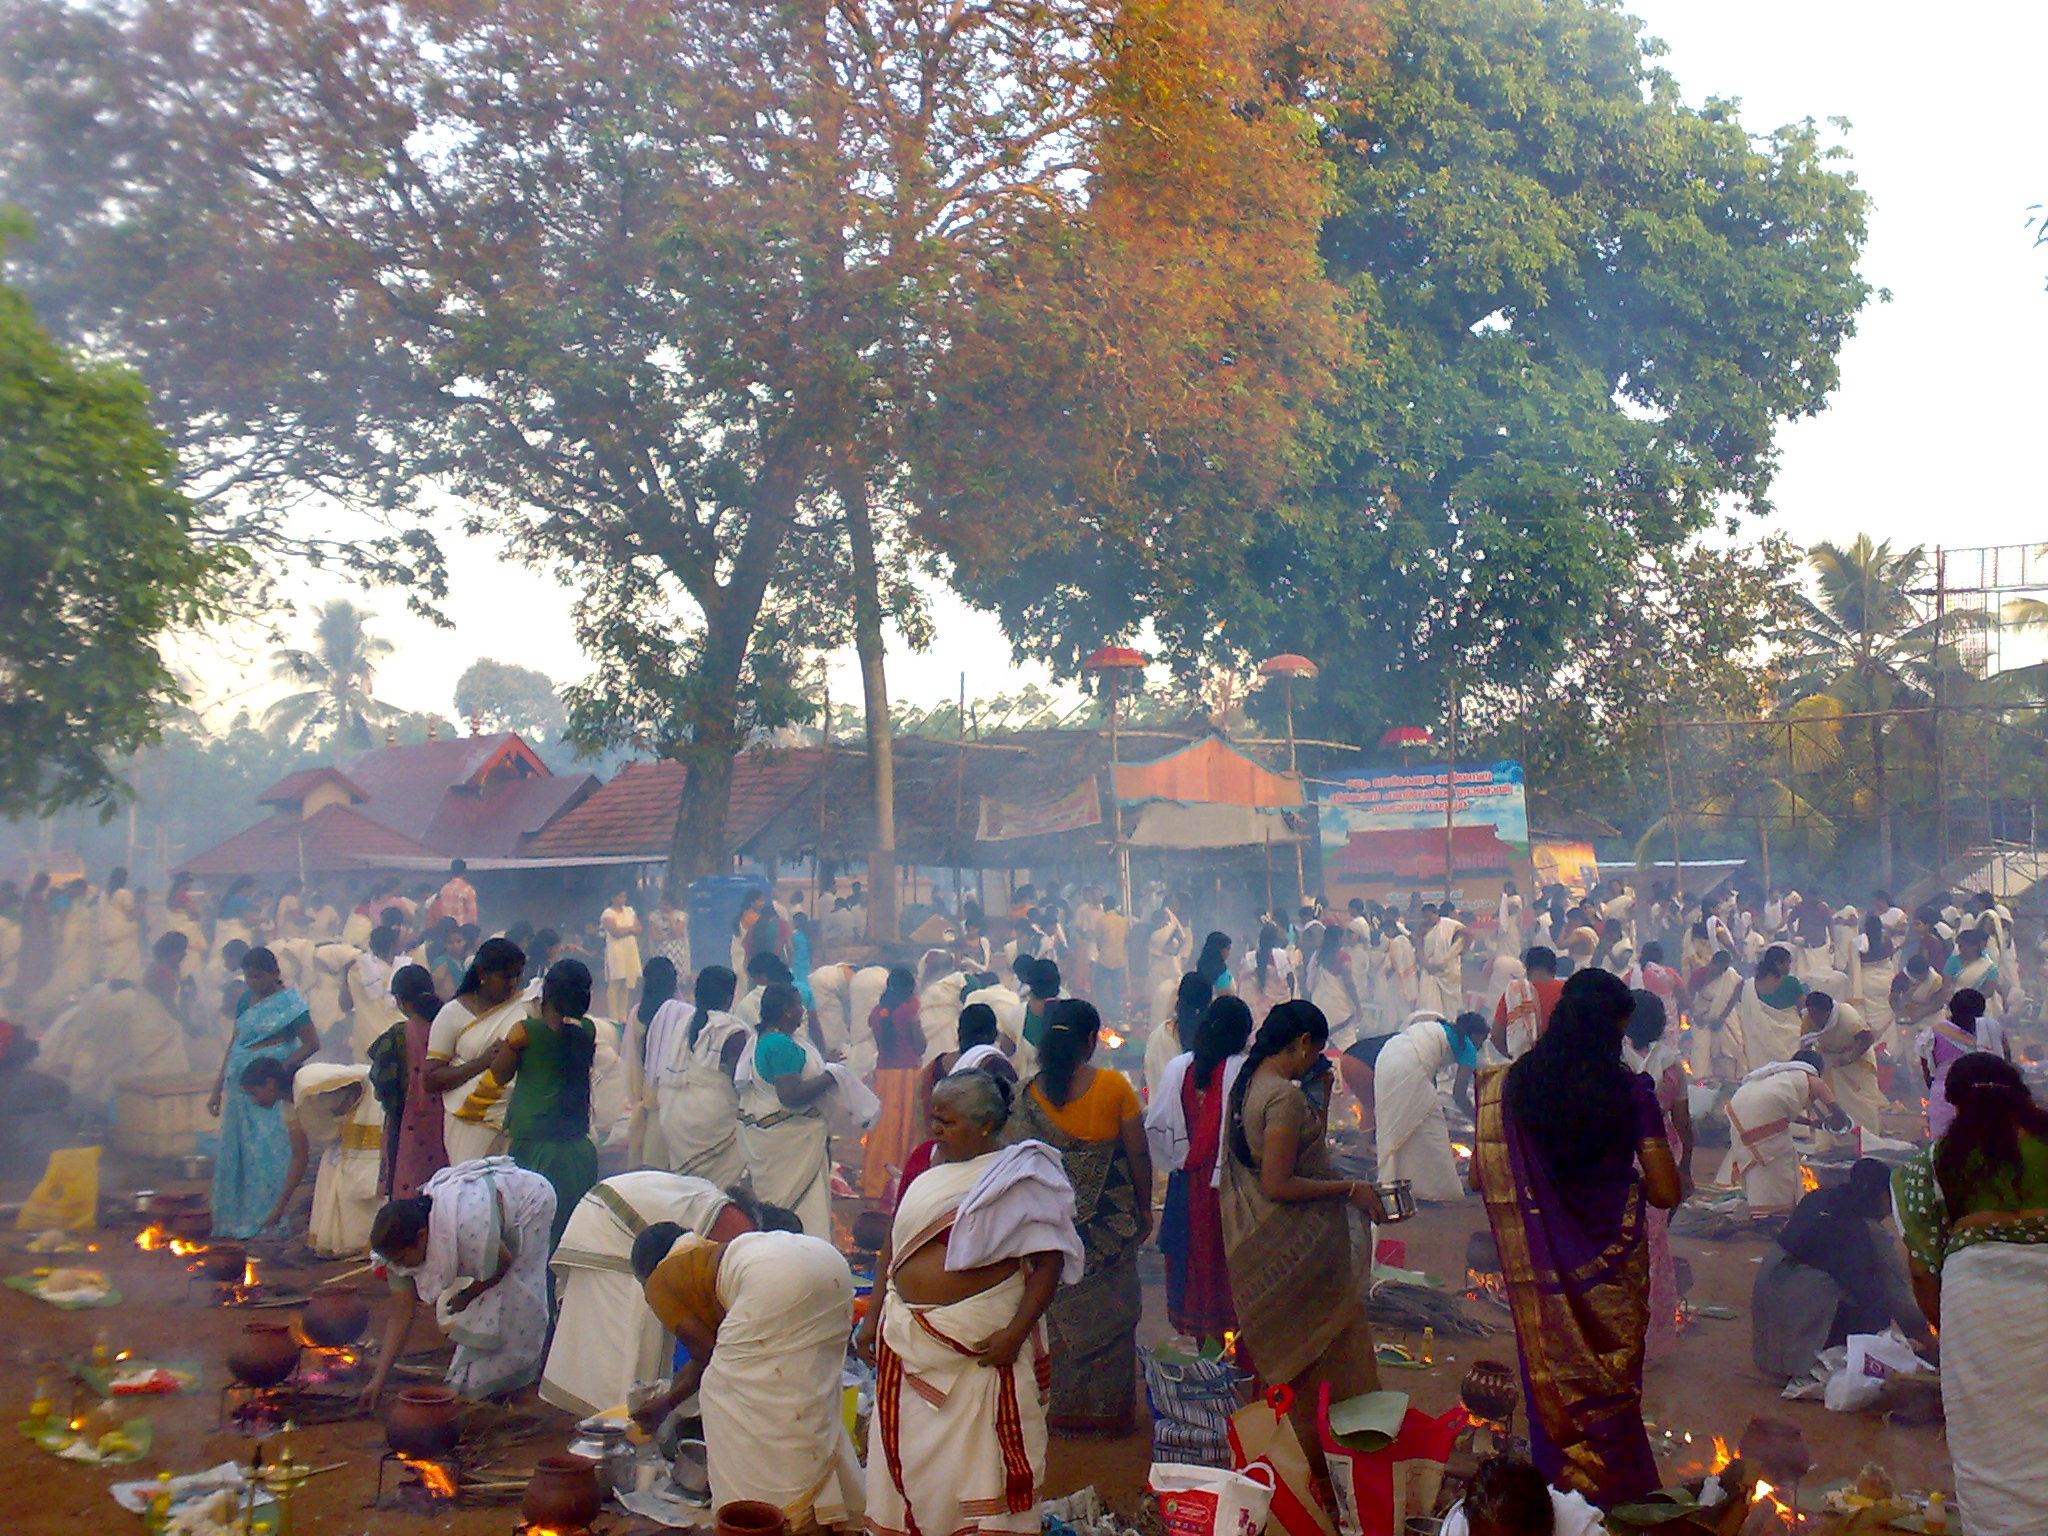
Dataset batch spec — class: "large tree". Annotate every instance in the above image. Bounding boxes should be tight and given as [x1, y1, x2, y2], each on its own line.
[0, 211, 234, 818]
[1, 0, 1369, 916]
[938, 0, 1875, 750]
[454, 659, 565, 742]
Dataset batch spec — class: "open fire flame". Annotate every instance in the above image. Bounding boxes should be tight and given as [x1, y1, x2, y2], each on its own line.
[1100, 1026, 1126, 1050]
[1800, 1164, 1821, 1194]
[397, 1453, 459, 1500]
[1711, 1435, 1734, 1473]
[134, 1225, 208, 1257]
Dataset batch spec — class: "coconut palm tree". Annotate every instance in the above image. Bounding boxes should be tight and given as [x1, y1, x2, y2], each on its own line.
[1782, 536, 1992, 885]
[263, 600, 395, 751]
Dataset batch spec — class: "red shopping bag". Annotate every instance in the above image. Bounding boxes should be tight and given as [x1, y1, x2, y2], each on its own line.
[1228, 1386, 1336, 1536]
[1315, 1385, 1464, 1536]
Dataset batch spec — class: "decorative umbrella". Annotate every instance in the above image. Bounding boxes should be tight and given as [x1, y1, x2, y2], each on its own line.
[1081, 645, 1148, 921]
[1259, 654, 1320, 904]
[1380, 724, 1431, 767]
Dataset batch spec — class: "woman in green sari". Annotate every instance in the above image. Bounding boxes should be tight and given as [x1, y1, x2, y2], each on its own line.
[1894, 1052, 2048, 1533]
[489, 958, 599, 1256]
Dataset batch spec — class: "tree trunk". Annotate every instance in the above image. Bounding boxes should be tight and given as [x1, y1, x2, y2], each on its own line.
[838, 470, 898, 943]
[664, 732, 738, 898]
[1871, 715, 1893, 888]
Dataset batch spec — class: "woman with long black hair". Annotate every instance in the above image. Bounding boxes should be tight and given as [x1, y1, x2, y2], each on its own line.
[421, 934, 529, 1163]
[1896, 1053, 2048, 1532]
[1147, 996, 1254, 1345]
[645, 963, 748, 1185]
[1471, 968, 1681, 1509]
[1221, 1000, 1384, 1499]
[1011, 998, 1150, 1433]
[1244, 920, 1295, 1018]
[1193, 930, 1235, 995]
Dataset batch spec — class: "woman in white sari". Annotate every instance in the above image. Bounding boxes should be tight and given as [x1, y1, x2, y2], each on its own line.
[1852, 915, 1900, 1056]
[291, 1062, 384, 1255]
[96, 869, 142, 986]
[636, 1227, 864, 1531]
[542, 1175, 794, 1419]
[1896, 1055, 2048, 1535]
[359, 1157, 557, 1407]
[857, 1072, 1078, 1536]
[1373, 1011, 1488, 1202]
[647, 964, 752, 1186]
[735, 982, 841, 1237]
[422, 937, 529, 1164]
[1719, 1053, 1848, 1222]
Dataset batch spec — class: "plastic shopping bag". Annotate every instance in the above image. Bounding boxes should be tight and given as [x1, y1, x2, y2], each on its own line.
[17, 1146, 101, 1232]
[1229, 1387, 1336, 1536]
[1825, 1330, 1934, 1413]
[1152, 1462, 1278, 1536]
[1317, 1386, 1463, 1536]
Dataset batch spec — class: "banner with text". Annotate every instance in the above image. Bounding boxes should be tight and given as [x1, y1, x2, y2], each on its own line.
[1308, 762, 1531, 905]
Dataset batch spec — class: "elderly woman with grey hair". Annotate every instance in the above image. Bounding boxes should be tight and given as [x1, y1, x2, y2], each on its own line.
[858, 1069, 1082, 1536]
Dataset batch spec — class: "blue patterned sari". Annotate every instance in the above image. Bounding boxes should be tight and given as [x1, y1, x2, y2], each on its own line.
[212, 987, 311, 1238]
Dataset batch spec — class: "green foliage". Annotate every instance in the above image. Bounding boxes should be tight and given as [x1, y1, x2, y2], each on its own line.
[0, 210, 236, 817]
[263, 599, 394, 751]
[946, 0, 1875, 749]
[453, 659, 565, 741]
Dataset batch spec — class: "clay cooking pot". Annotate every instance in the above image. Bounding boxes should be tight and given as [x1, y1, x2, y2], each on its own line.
[169, 1209, 212, 1240]
[522, 1454, 602, 1529]
[227, 1321, 300, 1388]
[387, 1385, 463, 1457]
[301, 1284, 370, 1347]
[717, 1499, 789, 1536]
[1459, 1359, 1520, 1425]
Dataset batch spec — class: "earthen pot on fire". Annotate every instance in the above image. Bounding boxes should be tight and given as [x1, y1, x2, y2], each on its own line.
[717, 1499, 789, 1536]
[522, 1455, 603, 1529]
[301, 1284, 370, 1347]
[387, 1385, 463, 1457]
[227, 1321, 300, 1388]
[203, 1243, 248, 1282]
[169, 1208, 212, 1240]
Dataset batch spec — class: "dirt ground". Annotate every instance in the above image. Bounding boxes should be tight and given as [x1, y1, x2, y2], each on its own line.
[0, 1140, 1949, 1536]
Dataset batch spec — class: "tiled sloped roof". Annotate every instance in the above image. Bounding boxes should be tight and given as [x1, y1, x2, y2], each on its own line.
[421, 773, 599, 857]
[180, 803, 437, 877]
[524, 751, 832, 859]
[342, 734, 546, 841]
[256, 767, 368, 806]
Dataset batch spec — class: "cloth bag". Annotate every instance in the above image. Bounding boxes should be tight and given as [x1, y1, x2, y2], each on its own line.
[1145, 1344, 1245, 1467]
[1228, 1387, 1336, 1536]
[1316, 1386, 1463, 1536]
[17, 1145, 101, 1232]
[1152, 1462, 1277, 1536]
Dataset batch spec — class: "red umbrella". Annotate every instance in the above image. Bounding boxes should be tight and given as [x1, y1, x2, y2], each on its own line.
[1379, 725, 1431, 747]
[1082, 645, 1148, 673]
[1259, 653, 1321, 680]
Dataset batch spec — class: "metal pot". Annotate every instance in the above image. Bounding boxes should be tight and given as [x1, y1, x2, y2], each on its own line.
[179, 1153, 214, 1181]
[1371, 1179, 1418, 1223]
[567, 1418, 636, 1495]
[127, 1189, 159, 1217]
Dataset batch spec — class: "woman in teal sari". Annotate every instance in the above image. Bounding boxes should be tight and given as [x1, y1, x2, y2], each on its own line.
[209, 945, 319, 1239]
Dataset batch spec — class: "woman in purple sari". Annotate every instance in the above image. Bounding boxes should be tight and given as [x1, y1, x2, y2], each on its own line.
[1472, 968, 1682, 1509]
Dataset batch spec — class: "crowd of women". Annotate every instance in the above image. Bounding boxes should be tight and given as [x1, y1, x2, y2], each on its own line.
[12, 859, 2048, 1534]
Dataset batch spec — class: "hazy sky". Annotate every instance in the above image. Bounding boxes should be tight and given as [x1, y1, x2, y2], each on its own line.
[180, 0, 2048, 725]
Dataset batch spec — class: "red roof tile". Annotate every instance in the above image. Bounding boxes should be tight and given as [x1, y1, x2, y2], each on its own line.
[180, 804, 438, 878]
[524, 750, 831, 859]
[342, 733, 551, 842]
[422, 773, 600, 857]
[257, 766, 368, 806]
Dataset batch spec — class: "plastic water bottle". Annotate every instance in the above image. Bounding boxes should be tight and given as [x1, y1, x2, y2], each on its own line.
[1924, 1492, 1947, 1533]
[1422, 1326, 1435, 1365]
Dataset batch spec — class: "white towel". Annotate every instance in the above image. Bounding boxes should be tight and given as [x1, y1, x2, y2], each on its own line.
[947, 1139, 1084, 1284]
